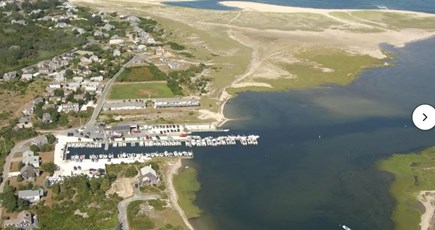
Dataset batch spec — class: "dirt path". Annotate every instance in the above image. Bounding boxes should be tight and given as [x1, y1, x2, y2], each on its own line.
[117, 194, 161, 230]
[419, 191, 435, 230]
[166, 158, 194, 230]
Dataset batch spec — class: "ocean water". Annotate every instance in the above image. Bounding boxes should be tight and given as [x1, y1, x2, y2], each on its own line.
[165, 0, 435, 13]
[185, 38, 435, 229]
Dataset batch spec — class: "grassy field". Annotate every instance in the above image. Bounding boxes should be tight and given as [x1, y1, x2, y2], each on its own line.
[109, 82, 175, 99]
[117, 65, 167, 82]
[378, 147, 435, 230]
[127, 200, 155, 230]
[173, 167, 202, 219]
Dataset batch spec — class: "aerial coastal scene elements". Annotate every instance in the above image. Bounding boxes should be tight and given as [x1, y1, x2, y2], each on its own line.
[1, 0, 435, 229]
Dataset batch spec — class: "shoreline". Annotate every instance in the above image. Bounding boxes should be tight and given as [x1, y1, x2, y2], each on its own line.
[166, 158, 195, 230]
[218, 1, 435, 16]
[418, 191, 435, 230]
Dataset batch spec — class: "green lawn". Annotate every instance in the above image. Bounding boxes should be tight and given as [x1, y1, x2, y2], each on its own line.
[109, 82, 175, 99]
[378, 147, 435, 230]
[173, 167, 202, 219]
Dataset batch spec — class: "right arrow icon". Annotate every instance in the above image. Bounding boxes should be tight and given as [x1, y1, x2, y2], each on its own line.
[413, 104, 435, 131]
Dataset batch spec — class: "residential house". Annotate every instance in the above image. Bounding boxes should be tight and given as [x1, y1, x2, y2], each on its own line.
[65, 82, 80, 91]
[20, 165, 40, 180]
[11, 19, 26, 25]
[138, 44, 147, 52]
[109, 35, 124, 45]
[42, 113, 52, 123]
[31, 136, 48, 147]
[22, 104, 35, 116]
[72, 76, 84, 83]
[94, 30, 103, 37]
[22, 150, 40, 168]
[102, 23, 115, 31]
[3, 71, 17, 81]
[155, 47, 164, 56]
[168, 61, 179, 69]
[21, 73, 33, 81]
[49, 83, 62, 89]
[90, 76, 103, 82]
[3, 211, 38, 229]
[22, 66, 37, 74]
[153, 98, 200, 109]
[147, 38, 156, 45]
[55, 22, 68, 28]
[58, 103, 79, 113]
[113, 49, 121, 57]
[140, 165, 160, 185]
[18, 189, 44, 203]
[16, 116, 33, 129]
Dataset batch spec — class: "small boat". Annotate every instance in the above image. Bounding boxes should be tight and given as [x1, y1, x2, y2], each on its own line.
[340, 225, 352, 230]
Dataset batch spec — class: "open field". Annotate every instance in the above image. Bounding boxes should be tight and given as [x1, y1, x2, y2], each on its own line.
[378, 147, 435, 230]
[117, 65, 167, 82]
[0, 79, 48, 127]
[109, 82, 174, 99]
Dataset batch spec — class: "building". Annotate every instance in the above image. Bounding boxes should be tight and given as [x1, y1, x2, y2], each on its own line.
[65, 82, 81, 91]
[90, 76, 103, 82]
[58, 103, 79, 113]
[16, 116, 33, 129]
[31, 136, 48, 147]
[20, 165, 40, 180]
[42, 113, 52, 123]
[153, 98, 200, 109]
[72, 76, 84, 83]
[3, 211, 38, 229]
[109, 35, 124, 45]
[18, 189, 44, 203]
[21, 73, 33, 81]
[105, 125, 133, 137]
[3, 71, 17, 81]
[103, 100, 146, 111]
[22, 150, 40, 168]
[140, 165, 159, 185]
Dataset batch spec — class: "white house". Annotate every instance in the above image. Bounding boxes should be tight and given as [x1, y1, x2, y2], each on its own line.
[18, 189, 44, 203]
[21, 74, 33, 81]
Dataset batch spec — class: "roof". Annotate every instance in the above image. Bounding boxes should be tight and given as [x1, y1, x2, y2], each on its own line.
[109, 125, 132, 131]
[20, 165, 39, 178]
[140, 165, 157, 177]
[18, 189, 43, 198]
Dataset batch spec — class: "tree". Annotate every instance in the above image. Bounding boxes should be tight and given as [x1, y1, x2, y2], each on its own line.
[16, 174, 23, 182]
[54, 89, 64, 97]
[18, 162, 25, 170]
[30, 144, 40, 152]
[17, 198, 29, 209]
[41, 162, 57, 175]
[46, 133, 56, 144]
[2, 185, 17, 212]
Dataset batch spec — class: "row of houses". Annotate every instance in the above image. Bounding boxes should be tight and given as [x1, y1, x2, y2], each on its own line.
[102, 98, 200, 111]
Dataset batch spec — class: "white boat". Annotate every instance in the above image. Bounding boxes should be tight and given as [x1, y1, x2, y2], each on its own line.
[341, 225, 352, 230]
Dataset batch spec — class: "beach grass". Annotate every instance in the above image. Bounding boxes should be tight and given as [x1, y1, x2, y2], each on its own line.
[349, 11, 435, 29]
[378, 146, 435, 230]
[127, 200, 155, 230]
[109, 82, 174, 99]
[173, 167, 202, 219]
[229, 47, 384, 92]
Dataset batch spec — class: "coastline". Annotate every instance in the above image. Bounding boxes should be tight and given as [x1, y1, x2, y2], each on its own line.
[218, 1, 435, 16]
[166, 158, 195, 230]
[418, 191, 435, 230]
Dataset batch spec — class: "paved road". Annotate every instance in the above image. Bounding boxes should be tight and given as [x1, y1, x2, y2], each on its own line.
[85, 55, 138, 130]
[117, 194, 161, 230]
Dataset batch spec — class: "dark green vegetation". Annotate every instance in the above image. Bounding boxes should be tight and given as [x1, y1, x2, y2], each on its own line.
[1, 184, 31, 212]
[173, 167, 202, 219]
[148, 199, 166, 211]
[38, 176, 121, 229]
[117, 65, 166, 82]
[167, 42, 185, 51]
[0, 0, 87, 77]
[378, 147, 435, 230]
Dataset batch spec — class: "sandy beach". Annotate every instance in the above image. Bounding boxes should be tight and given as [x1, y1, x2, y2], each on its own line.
[220, 1, 435, 16]
[166, 158, 194, 230]
[419, 191, 435, 230]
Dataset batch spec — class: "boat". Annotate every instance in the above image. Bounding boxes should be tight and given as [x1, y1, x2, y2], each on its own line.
[340, 225, 352, 230]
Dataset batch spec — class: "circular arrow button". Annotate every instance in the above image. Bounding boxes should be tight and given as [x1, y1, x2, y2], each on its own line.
[412, 104, 435, 131]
